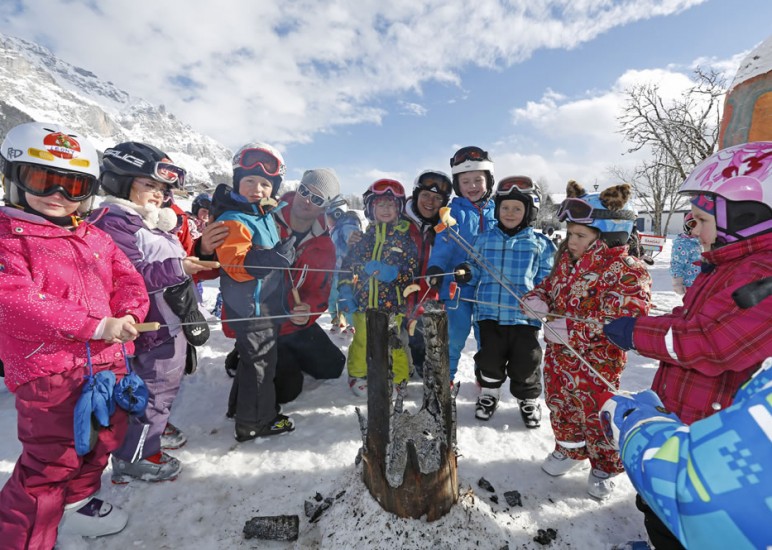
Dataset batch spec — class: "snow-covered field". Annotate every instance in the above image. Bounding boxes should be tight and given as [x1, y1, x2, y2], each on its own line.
[0, 234, 682, 550]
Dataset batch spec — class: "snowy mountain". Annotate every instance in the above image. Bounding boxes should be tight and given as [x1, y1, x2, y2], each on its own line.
[0, 33, 231, 190]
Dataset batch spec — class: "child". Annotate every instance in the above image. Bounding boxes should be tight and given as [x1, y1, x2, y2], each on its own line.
[522, 180, 651, 500]
[327, 200, 362, 332]
[603, 141, 772, 548]
[0, 122, 149, 545]
[91, 141, 209, 482]
[426, 146, 496, 380]
[213, 142, 296, 441]
[454, 176, 555, 427]
[338, 179, 418, 396]
[403, 170, 453, 376]
[668, 212, 701, 295]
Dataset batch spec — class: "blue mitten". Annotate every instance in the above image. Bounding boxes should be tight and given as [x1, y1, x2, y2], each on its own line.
[337, 285, 358, 313]
[114, 371, 149, 416]
[600, 390, 678, 450]
[74, 370, 117, 456]
[603, 316, 637, 350]
[364, 260, 398, 283]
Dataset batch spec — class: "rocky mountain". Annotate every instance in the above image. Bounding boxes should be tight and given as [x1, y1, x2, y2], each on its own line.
[0, 33, 231, 191]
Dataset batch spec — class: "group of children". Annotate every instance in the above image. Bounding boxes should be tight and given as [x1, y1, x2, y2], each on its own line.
[0, 119, 769, 548]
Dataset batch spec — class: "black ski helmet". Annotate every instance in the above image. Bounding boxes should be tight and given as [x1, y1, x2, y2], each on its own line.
[100, 142, 185, 200]
[192, 192, 212, 216]
[495, 176, 541, 225]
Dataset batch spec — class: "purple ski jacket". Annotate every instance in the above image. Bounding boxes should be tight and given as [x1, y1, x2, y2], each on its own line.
[0, 207, 149, 392]
[88, 199, 189, 351]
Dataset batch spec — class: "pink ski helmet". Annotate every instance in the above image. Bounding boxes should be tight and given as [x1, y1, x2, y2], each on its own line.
[678, 141, 772, 245]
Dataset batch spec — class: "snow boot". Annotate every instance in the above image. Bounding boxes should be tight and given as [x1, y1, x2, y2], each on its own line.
[58, 497, 128, 538]
[161, 422, 187, 450]
[518, 398, 542, 428]
[475, 389, 499, 420]
[348, 376, 368, 397]
[588, 468, 617, 500]
[541, 450, 586, 477]
[235, 414, 295, 442]
[111, 451, 182, 484]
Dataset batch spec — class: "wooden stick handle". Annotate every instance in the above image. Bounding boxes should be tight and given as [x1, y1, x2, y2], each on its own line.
[134, 322, 161, 332]
[291, 288, 301, 306]
[189, 258, 220, 268]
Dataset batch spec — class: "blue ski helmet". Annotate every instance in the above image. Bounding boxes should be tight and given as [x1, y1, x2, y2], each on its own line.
[557, 180, 636, 247]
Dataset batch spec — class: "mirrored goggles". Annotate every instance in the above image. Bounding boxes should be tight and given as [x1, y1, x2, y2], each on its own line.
[153, 162, 186, 188]
[15, 163, 98, 202]
[556, 197, 636, 223]
[371, 179, 404, 197]
[417, 174, 451, 195]
[450, 146, 489, 167]
[234, 147, 282, 176]
[496, 176, 534, 195]
[298, 183, 326, 207]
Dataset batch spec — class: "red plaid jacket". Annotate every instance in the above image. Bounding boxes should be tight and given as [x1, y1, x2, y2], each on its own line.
[634, 232, 772, 424]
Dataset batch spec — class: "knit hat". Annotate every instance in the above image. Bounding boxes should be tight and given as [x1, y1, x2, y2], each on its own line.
[691, 194, 715, 215]
[299, 168, 341, 206]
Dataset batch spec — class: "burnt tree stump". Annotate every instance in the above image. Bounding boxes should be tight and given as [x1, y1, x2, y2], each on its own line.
[356, 303, 458, 521]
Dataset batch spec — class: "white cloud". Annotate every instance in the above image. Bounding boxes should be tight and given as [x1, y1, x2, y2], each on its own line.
[398, 101, 428, 116]
[0, 0, 709, 149]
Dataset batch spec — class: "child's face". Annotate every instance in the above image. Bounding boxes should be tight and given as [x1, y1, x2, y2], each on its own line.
[498, 200, 525, 229]
[24, 191, 79, 217]
[373, 196, 399, 223]
[196, 208, 210, 223]
[566, 222, 598, 260]
[415, 189, 443, 219]
[130, 177, 168, 207]
[457, 171, 487, 202]
[690, 205, 716, 251]
[239, 175, 273, 203]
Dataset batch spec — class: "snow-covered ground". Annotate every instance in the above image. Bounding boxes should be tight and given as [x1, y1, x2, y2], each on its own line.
[0, 234, 683, 550]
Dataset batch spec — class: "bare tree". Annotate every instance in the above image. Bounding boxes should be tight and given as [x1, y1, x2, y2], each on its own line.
[617, 69, 725, 234]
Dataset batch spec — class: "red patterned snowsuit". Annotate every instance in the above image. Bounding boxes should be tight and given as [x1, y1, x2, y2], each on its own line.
[525, 240, 651, 473]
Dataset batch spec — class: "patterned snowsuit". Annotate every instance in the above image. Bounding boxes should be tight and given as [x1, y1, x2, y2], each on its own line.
[668, 232, 701, 289]
[525, 240, 651, 473]
[339, 219, 418, 383]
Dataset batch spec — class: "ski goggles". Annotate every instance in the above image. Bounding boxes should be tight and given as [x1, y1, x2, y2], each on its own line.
[683, 215, 697, 231]
[416, 173, 451, 196]
[556, 197, 636, 223]
[370, 179, 404, 197]
[496, 176, 534, 195]
[153, 162, 186, 188]
[234, 147, 283, 176]
[14, 163, 98, 202]
[450, 146, 489, 167]
[297, 183, 326, 207]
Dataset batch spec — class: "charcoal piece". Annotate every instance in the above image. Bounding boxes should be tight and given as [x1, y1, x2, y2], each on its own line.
[309, 499, 333, 523]
[335, 489, 346, 499]
[504, 490, 523, 507]
[314, 492, 324, 502]
[533, 527, 558, 545]
[477, 477, 495, 492]
[243, 515, 299, 541]
[490, 495, 498, 504]
[304, 500, 316, 518]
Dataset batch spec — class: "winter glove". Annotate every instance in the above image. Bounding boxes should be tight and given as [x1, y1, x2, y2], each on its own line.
[671, 277, 685, 296]
[245, 236, 297, 278]
[185, 343, 197, 375]
[425, 265, 444, 290]
[599, 390, 679, 451]
[603, 316, 637, 351]
[114, 370, 149, 416]
[337, 285, 358, 313]
[163, 278, 210, 346]
[454, 263, 472, 284]
[543, 318, 568, 344]
[74, 370, 116, 456]
[364, 260, 398, 283]
[522, 296, 549, 319]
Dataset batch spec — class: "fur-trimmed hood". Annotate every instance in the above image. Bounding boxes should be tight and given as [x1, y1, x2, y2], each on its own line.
[99, 196, 179, 233]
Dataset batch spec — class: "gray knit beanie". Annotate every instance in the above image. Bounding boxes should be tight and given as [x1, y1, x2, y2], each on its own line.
[299, 168, 340, 204]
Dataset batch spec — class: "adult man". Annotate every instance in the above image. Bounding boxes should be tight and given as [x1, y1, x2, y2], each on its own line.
[225, 169, 345, 403]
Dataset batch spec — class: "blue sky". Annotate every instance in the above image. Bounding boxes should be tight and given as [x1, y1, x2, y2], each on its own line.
[1, 0, 771, 196]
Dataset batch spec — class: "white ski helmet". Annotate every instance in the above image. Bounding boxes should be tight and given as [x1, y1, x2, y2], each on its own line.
[449, 146, 494, 200]
[1, 121, 100, 209]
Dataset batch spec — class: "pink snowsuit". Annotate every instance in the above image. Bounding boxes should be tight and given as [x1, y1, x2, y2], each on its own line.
[0, 208, 149, 550]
